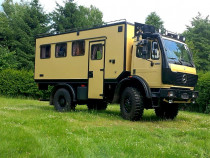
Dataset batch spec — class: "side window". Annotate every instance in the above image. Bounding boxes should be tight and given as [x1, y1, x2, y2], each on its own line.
[151, 41, 160, 60]
[136, 41, 151, 59]
[40, 45, 51, 59]
[91, 44, 103, 60]
[136, 46, 143, 58]
[55, 43, 67, 58]
[72, 40, 85, 56]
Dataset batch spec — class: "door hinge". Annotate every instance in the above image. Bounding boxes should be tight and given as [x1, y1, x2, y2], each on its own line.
[99, 94, 103, 96]
[100, 69, 104, 71]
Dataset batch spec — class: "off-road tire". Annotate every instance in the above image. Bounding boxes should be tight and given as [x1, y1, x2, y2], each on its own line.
[155, 102, 179, 119]
[87, 101, 108, 110]
[53, 88, 75, 112]
[120, 87, 144, 121]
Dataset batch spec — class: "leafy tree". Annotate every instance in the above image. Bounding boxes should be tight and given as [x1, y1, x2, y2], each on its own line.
[145, 12, 164, 33]
[183, 13, 210, 71]
[51, 0, 103, 33]
[0, 0, 50, 70]
[0, 46, 17, 70]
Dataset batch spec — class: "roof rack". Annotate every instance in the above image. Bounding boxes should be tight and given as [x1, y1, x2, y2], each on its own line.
[104, 19, 126, 25]
[36, 19, 127, 38]
[162, 30, 186, 42]
[133, 22, 186, 43]
[134, 22, 156, 37]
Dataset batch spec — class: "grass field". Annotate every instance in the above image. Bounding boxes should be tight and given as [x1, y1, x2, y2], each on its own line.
[0, 97, 209, 158]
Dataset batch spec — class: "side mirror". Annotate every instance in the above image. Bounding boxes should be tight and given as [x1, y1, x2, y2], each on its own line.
[152, 49, 157, 56]
[152, 42, 159, 59]
[153, 42, 158, 49]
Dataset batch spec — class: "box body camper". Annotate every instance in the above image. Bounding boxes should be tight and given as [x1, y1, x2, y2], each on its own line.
[35, 20, 198, 120]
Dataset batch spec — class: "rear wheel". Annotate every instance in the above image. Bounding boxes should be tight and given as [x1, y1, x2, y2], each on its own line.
[87, 101, 108, 110]
[53, 88, 75, 112]
[155, 102, 179, 119]
[120, 87, 144, 121]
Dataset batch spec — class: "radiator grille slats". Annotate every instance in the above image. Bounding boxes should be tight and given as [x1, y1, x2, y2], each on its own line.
[175, 73, 198, 87]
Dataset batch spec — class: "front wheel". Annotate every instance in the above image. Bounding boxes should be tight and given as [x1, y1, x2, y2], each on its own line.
[120, 87, 144, 121]
[155, 102, 179, 119]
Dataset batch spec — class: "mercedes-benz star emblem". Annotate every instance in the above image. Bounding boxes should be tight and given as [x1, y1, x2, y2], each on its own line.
[182, 74, 187, 83]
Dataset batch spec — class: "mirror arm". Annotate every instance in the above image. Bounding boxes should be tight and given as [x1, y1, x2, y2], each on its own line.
[146, 59, 154, 67]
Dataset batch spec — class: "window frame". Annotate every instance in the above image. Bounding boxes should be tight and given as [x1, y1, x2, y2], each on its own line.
[40, 44, 51, 59]
[55, 42, 67, 58]
[72, 40, 85, 57]
[91, 44, 103, 60]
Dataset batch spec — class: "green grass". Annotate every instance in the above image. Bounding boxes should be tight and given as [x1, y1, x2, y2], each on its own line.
[0, 97, 209, 158]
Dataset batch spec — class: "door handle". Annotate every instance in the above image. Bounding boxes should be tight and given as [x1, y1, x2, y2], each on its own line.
[109, 59, 115, 64]
[88, 71, 93, 78]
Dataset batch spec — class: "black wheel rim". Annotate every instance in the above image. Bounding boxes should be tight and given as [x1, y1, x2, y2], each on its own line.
[58, 96, 66, 107]
[124, 96, 132, 113]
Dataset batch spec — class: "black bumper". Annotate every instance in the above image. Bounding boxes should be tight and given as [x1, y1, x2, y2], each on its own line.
[152, 88, 198, 101]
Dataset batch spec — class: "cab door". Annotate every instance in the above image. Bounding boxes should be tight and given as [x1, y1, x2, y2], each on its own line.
[132, 40, 162, 88]
[88, 41, 105, 99]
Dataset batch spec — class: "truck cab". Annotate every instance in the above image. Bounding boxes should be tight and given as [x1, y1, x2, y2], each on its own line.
[122, 23, 198, 119]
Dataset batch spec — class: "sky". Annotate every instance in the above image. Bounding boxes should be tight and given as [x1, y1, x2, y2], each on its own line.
[0, 0, 210, 33]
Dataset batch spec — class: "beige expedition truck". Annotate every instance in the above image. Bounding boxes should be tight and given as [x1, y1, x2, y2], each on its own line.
[35, 20, 198, 120]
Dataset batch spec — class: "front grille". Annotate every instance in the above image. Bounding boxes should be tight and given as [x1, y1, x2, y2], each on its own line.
[175, 73, 198, 87]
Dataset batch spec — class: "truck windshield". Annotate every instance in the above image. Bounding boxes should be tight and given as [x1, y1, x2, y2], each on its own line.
[163, 38, 194, 67]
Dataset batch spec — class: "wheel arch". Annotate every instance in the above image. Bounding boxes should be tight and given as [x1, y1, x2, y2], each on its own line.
[112, 76, 152, 103]
[50, 83, 76, 105]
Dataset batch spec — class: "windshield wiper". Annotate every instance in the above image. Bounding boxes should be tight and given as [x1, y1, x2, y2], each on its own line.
[186, 60, 194, 67]
[168, 57, 182, 65]
[178, 59, 183, 65]
[180, 59, 194, 67]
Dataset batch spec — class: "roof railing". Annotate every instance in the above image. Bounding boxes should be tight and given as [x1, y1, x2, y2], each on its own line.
[36, 19, 127, 38]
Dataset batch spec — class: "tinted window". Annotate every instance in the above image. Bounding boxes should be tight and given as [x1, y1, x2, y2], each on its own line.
[91, 44, 103, 60]
[55, 43, 67, 58]
[72, 40, 85, 56]
[136, 46, 143, 58]
[40, 45, 51, 59]
[136, 41, 151, 59]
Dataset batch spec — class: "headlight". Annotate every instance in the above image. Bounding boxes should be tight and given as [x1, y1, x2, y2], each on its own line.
[168, 91, 175, 97]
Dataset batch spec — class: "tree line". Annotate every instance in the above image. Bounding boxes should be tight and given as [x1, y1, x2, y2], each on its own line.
[0, 0, 209, 113]
[1, 0, 209, 72]
[0, 0, 103, 70]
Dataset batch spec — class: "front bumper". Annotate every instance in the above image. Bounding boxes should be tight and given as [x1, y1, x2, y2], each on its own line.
[152, 88, 198, 103]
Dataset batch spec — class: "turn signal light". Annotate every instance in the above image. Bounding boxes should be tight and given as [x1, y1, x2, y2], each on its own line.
[192, 93, 197, 98]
